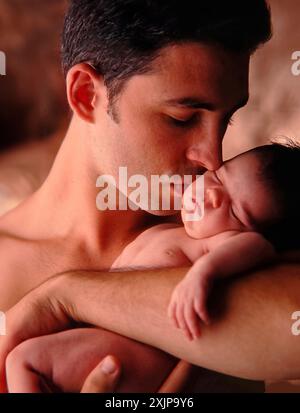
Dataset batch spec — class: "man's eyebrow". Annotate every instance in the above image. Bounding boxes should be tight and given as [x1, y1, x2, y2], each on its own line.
[164, 96, 249, 112]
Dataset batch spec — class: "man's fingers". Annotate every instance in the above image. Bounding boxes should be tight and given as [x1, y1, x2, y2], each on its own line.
[158, 360, 194, 393]
[80, 356, 121, 393]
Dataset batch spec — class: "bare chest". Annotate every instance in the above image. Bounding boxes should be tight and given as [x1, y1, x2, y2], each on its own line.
[0, 237, 123, 310]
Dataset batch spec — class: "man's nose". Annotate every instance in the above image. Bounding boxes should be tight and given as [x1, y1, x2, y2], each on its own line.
[185, 137, 223, 171]
[186, 125, 224, 171]
[205, 188, 222, 209]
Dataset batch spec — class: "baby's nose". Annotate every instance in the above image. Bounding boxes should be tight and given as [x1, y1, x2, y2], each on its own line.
[205, 188, 222, 209]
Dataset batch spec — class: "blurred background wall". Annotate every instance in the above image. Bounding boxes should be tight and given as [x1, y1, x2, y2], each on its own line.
[224, 0, 300, 158]
[0, 0, 69, 211]
[0, 0, 68, 149]
[0, 0, 300, 392]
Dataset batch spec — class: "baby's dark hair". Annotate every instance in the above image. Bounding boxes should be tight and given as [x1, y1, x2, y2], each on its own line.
[251, 140, 300, 252]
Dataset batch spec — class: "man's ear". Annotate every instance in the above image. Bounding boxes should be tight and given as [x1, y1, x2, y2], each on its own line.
[66, 63, 107, 123]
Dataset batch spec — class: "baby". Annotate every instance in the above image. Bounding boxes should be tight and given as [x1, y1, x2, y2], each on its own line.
[111, 142, 300, 340]
[4, 141, 300, 392]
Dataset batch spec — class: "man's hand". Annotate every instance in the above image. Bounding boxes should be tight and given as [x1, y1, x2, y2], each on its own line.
[0, 275, 192, 393]
[0, 276, 72, 392]
[6, 350, 121, 393]
[80, 356, 121, 393]
[4, 326, 178, 393]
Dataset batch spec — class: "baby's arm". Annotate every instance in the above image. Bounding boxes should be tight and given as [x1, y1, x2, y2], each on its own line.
[168, 232, 276, 340]
[5, 327, 178, 393]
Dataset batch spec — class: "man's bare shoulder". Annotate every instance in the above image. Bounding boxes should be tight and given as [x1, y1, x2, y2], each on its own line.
[0, 231, 27, 311]
[0, 223, 51, 311]
[0, 226, 26, 257]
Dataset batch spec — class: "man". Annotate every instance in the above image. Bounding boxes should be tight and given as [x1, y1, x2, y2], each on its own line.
[2, 0, 294, 392]
[4, 351, 124, 393]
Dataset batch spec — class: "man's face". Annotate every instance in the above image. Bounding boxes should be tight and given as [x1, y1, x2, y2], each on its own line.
[92, 42, 250, 215]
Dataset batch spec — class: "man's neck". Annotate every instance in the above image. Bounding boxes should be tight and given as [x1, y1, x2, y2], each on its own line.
[1, 119, 171, 255]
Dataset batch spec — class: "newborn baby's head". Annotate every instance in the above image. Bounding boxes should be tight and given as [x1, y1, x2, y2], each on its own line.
[182, 141, 300, 251]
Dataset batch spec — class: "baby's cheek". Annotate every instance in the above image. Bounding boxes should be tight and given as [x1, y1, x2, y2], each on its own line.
[183, 217, 203, 239]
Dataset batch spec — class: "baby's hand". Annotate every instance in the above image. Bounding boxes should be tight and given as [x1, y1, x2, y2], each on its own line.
[167, 267, 213, 341]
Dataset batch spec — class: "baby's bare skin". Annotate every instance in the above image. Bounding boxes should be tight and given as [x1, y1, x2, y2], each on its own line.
[111, 223, 208, 270]
[111, 152, 277, 341]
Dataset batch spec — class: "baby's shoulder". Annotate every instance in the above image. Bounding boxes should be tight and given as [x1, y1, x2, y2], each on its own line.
[205, 230, 243, 250]
[128, 223, 185, 254]
[136, 222, 182, 240]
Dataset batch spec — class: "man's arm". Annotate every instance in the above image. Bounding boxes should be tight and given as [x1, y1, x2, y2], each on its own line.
[167, 232, 276, 336]
[56, 262, 300, 381]
[1, 261, 300, 389]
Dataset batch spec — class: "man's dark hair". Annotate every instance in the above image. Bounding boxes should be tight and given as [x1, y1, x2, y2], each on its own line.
[61, 0, 272, 106]
[253, 141, 300, 252]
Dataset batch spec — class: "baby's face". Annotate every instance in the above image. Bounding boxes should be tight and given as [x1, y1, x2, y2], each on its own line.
[181, 151, 279, 239]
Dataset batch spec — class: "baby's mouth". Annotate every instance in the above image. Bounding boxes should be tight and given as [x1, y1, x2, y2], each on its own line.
[183, 197, 195, 212]
[184, 198, 200, 212]
[184, 203, 203, 222]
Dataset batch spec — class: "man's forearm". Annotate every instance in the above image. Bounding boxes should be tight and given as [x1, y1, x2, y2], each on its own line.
[58, 262, 300, 381]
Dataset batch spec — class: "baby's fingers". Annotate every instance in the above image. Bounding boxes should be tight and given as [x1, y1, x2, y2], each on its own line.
[184, 304, 201, 340]
[175, 302, 193, 341]
[194, 297, 210, 326]
[167, 300, 180, 329]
